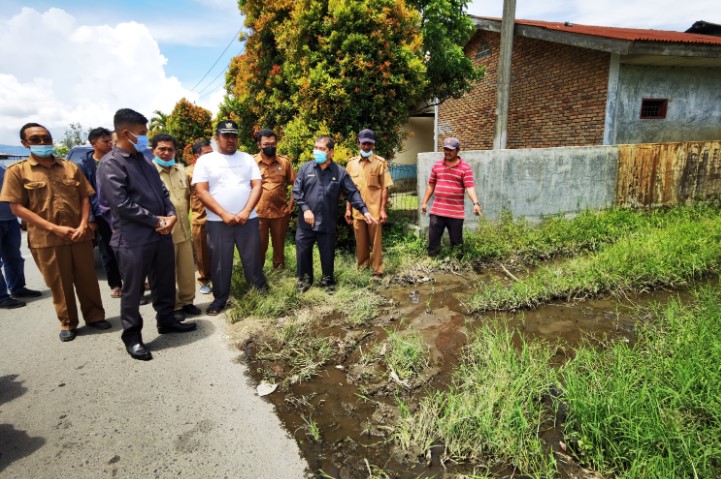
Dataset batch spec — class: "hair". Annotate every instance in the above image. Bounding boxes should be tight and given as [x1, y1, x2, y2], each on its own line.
[151, 133, 177, 149]
[192, 140, 211, 156]
[19, 123, 47, 141]
[113, 108, 148, 132]
[256, 129, 277, 144]
[88, 127, 113, 143]
[315, 135, 334, 150]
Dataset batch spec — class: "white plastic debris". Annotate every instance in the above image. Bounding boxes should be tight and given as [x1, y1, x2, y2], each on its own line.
[256, 381, 278, 397]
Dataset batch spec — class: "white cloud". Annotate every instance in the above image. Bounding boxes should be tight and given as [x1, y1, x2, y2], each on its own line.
[0, 7, 215, 145]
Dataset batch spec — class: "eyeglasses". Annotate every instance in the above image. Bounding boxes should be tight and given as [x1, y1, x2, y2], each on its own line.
[26, 135, 53, 145]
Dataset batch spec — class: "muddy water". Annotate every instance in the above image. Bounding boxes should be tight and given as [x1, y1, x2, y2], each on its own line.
[244, 273, 695, 478]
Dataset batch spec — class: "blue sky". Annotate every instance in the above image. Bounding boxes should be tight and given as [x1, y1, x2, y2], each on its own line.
[0, 0, 718, 145]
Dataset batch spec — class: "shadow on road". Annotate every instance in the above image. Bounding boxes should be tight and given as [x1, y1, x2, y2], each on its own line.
[145, 318, 216, 351]
[0, 375, 26, 406]
[0, 375, 46, 473]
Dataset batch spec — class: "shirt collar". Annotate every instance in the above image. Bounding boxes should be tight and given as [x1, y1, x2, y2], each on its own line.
[27, 155, 63, 167]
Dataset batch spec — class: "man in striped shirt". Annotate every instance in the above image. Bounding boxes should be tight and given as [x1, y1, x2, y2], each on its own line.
[421, 137, 482, 257]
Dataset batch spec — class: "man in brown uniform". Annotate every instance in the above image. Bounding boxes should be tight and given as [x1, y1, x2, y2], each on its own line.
[344, 129, 393, 279]
[254, 129, 295, 269]
[186, 140, 213, 294]
[152, 133, 202, 320]
[0, 123, 108, 341]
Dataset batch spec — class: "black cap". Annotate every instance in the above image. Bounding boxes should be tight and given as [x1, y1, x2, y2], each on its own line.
[216, 120, 239, 134]
[358, 129, 376, 144]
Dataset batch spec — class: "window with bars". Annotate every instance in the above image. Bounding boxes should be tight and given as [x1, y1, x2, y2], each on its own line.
[640, 99, 668, 119]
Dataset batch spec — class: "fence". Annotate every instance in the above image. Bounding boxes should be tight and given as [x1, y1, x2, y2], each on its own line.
[388, 163, 418, 215]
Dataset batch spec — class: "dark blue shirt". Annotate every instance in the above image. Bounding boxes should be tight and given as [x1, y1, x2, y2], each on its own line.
[292, 160, 368, 233]
[70, 149, 100, 221]
[0, 166, 17, 221]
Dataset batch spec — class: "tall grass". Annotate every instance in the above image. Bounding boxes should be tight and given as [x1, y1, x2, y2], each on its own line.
[561, 286, 721, 478]
[466, 207, 721, 312]
[394, 325, 557, 478]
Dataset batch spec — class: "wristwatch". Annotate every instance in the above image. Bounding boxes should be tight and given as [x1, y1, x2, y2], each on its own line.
[473, 202, 480, 206]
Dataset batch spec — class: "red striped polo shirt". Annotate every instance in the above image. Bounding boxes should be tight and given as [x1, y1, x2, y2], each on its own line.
[428, 158, 474, 219]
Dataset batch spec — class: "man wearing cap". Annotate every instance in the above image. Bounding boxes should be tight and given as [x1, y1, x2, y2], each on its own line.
[254, 129, 295, 270]
[420, 137, 482, 257]
[192, 120, 268, 316]
[344, 129, 393, 279]
[293, 135, 376, 292]
[98, 108, 196, 361]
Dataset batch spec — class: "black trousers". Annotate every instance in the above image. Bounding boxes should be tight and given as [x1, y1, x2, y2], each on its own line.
[295, 226, 336, 285]
[427, 214, 464, 257]
[206, 218, 267, 310]
[116, 237, 176, 346]
[95, 216, 122, 289]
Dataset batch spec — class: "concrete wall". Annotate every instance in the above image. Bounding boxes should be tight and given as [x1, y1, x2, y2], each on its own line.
[394, 117, 434, 164]
[613, 65, 721, 144]
[417, 145, 619, 227]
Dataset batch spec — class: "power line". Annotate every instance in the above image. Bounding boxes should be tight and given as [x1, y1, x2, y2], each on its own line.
[198, 77, 227, 100]
[196, 48, 242, 96]
[191, 27, 244, 93]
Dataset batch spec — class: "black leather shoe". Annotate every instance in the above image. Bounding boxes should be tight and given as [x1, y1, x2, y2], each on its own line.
[86, 320, 112, 330]
[59, 329, 77, 342]
[158, 321, 197, 334]
[181, 304, 202, 316]
[139, 295, 149, 305]
[11, 287, 42, 298]
[173, 310, 186, 322]
[126, 343, 152, 361]
[0, 297, 26, 309]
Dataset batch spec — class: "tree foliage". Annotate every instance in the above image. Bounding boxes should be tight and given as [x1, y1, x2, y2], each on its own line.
[165, 98, 213, 163]
[149, 110, 169, 137]
[220, 0, 481, 163]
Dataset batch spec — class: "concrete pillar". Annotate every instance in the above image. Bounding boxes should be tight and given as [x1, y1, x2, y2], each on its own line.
[493, 0, 516, 150]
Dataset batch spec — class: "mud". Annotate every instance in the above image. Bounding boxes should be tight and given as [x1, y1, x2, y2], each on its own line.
[233, 269, 699, 478]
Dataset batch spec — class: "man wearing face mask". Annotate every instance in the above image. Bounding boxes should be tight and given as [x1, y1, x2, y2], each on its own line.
[192, 120, 268, 317]
[292, 135, 376, 292]
[254, 129, 296, 270]
[152, 133, 202, 322]
[98, 109, 196, 361]
[0, 123, 108, 341]
[344, 129, 393, 280]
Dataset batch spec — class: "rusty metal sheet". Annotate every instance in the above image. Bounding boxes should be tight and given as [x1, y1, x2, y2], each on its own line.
[616, 141, 721, 207]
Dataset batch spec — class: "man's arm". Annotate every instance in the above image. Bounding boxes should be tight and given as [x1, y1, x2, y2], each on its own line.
[97, 159, 161, 228]
[10, 203, 76, 241]
[235, 179, 262, 225]
[465, 186, 482, 217]
[341, 172, 376, 225]
[420, 184, 435, 214]
[195, 182, 236, 225]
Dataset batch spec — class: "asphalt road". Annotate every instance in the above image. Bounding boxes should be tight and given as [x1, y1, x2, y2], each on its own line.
[0, 234, 308, 478]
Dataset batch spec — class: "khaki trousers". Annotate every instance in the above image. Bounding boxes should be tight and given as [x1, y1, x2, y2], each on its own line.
[191, 223, 211, 286]
[353, 218, 383, 275]
[174, 238, 196, 309]
[31, 241, 105, 330]
[259, 216, 289, 269]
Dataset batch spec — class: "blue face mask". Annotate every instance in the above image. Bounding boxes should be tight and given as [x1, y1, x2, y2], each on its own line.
[29, 145, 54, 158]
[360, 149, 373, 158]
[313, 149, 327, 164]
[154, 156, 175, 168]
[129, 132, 149, 153]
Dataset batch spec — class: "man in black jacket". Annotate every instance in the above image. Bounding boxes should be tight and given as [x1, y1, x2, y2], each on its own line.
[97, 108, 196, 361]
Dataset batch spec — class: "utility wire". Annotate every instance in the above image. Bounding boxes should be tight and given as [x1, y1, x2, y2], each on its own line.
[191, 27, 243, 92]
[196, 48, 242, 96]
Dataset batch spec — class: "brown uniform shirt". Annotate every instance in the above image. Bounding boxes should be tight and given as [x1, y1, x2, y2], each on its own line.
[255, 153, 296, 219]
[0, 156, 94, 248]
[155, 161, 192, 244]
[345, 154, 393, 220]
[185, 164, 207, 226]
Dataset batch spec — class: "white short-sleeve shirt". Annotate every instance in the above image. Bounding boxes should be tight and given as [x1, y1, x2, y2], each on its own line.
[191, 150, 262, 222]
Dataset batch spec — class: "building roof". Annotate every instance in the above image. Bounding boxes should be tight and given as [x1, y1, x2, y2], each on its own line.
[686, 20, 721, 37]
[472, 16, 721, 61]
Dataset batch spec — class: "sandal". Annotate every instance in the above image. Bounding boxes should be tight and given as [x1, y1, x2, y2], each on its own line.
[206, 306, 221, 316]
[110, 287, 121, 298]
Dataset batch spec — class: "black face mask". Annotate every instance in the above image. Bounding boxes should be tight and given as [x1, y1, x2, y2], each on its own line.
[262, 146, 277, 157]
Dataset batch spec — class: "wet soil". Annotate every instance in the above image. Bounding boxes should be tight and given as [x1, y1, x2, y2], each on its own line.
[234, 268, 701, 479]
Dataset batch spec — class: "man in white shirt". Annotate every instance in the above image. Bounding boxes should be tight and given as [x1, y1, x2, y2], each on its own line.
[191, 120, 268, 316]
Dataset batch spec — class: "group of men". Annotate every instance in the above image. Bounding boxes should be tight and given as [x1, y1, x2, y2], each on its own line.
[0, 107, 481, 361]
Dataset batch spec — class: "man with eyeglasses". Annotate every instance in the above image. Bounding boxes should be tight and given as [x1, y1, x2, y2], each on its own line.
[151, 133, 201, 322]
[192, 120, 268, 316]
[254, 129, 295, 270]
[0, 123, 108, 341]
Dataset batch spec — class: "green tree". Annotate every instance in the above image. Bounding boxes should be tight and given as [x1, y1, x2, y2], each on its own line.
[149, 110, 169, 136]
[165, 99, 213, 163]
[220, 0, 482, 162]
[61, 122, 85, 149]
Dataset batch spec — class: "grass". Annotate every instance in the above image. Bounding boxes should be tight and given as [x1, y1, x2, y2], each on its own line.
[560, 285, 721, 478]
[393, 325, 558, 478]
[465, 205, 721, 312]
[383, 329, 431, 382]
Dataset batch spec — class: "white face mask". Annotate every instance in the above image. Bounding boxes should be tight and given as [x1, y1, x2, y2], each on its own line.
[360, 149, 373, 158]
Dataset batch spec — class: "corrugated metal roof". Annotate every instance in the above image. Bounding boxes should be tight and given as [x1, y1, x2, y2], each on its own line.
[475, 16, 721, 47]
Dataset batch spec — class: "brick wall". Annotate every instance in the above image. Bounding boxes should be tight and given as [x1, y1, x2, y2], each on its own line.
[438, 30, 610, 150]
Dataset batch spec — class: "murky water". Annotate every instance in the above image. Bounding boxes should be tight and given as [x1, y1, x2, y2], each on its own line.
[243, 272, 700, 478]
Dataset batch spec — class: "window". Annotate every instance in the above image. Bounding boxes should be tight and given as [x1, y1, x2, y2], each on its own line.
[640, 99, 668, 119]
[475, 41, 491, 60]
